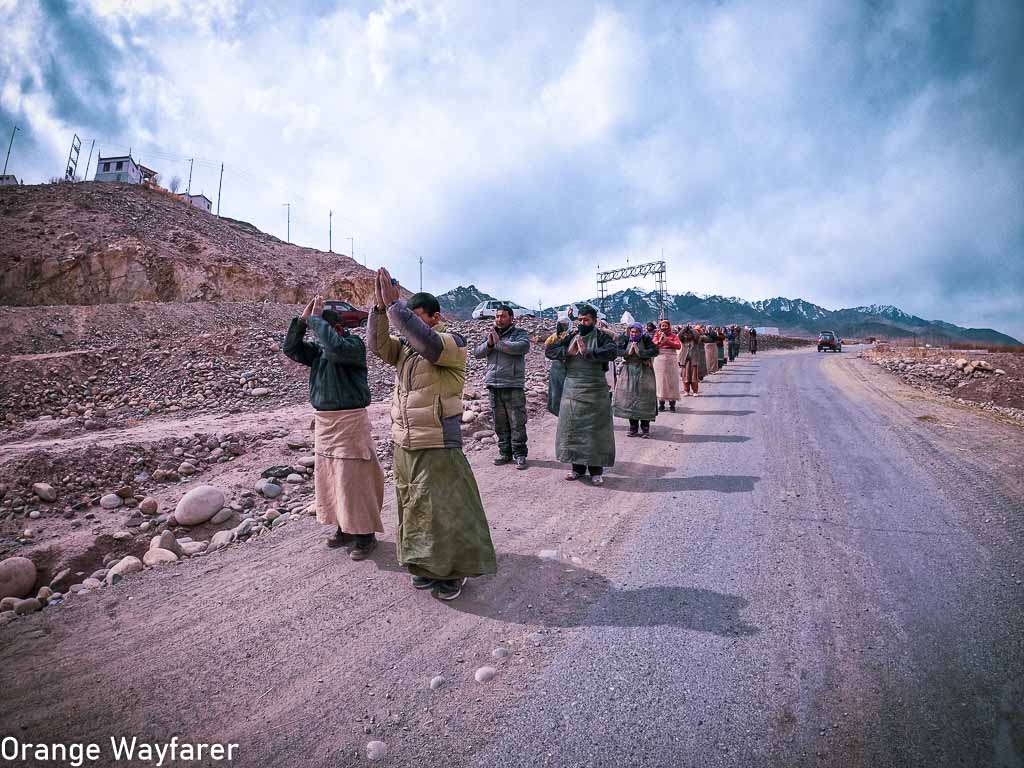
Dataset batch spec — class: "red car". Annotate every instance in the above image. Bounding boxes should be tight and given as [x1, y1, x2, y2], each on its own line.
[323, 299, 369, 328]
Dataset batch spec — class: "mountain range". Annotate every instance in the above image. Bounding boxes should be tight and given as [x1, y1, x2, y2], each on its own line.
[437, 285, 1020, 346]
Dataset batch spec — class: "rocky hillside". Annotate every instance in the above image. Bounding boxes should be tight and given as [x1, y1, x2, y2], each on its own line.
[0, 182, 381, 307]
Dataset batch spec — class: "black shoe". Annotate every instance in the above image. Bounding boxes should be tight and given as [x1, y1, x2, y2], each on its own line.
[350, 535, 377, 561]
[327, 528, 352, 549]
[411, 576, 437, 590]
[641, 431, 651, 439]
[493, 455, 513, 466]
[627, 430, 639, 438]
[514, 456, 528, 470]
[669, 402, 676, 412]
[658, 402, 665, 412]
[433, 578, 467, 601]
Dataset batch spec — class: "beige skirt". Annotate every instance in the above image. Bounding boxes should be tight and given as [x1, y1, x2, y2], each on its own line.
[313, 409, 385, 535]
[653, 350, 682, 400]
[705, 343, 719, 374]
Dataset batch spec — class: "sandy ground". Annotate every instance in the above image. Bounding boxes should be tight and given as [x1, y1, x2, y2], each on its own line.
[1, 347, 1022, 768]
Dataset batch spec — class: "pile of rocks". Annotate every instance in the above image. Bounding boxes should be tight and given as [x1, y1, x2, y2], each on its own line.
[0, 431, 255, 526]
[867, 349, 1024, 424]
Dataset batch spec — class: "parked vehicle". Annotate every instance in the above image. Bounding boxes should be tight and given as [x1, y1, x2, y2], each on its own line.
[817, 331, 842, 352]
[472, 300, 536, 319]
[322, 299, 369, 328]
[557, 303, 607, 323]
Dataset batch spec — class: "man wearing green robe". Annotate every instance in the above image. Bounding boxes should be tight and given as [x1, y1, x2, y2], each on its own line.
[367, 268, 497, 601]
[545, 305, 618, 486]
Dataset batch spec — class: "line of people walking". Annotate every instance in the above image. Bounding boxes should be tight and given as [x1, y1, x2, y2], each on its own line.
[284, 278, 755, 601]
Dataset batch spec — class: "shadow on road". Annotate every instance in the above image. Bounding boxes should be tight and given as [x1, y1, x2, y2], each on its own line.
[525, 459, 677, 477]
[602, 474, 760, 493]
[367, 546, 759, 636]
[696, 394, 760, 398]
[674, 409, 756, 416]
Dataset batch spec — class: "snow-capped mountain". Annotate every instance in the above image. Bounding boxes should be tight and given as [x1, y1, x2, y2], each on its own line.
[437, 284, 1020, 345]
[436, 285, 498, 318]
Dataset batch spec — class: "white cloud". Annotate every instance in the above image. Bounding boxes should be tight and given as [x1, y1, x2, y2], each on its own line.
[1, 0, 1021, 338]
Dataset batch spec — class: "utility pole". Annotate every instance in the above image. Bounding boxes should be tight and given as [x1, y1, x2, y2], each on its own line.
[186, 158, 194, 195]
[216, 162, 224, 217]
[346, 236, 355, 263]
[419, 256, 424, 291]
[2, 126, 18, 177]
[82, 139, 96, 181]
[328, 210, 332, 252]
[283, 203, 291, 243]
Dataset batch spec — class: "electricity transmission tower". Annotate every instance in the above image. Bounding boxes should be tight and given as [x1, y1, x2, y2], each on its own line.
[595, 260, 668, 319]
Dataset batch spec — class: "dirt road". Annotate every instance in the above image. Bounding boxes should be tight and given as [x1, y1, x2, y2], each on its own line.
[2, 349, 1022, 767]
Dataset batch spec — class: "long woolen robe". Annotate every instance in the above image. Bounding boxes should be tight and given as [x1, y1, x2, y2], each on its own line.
[613, 335, 659, 421]
[546, 328, 618, 467]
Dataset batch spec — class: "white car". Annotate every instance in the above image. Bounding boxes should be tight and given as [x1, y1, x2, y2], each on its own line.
[472, 300, 504, 320]
[471, 300, 536, 320]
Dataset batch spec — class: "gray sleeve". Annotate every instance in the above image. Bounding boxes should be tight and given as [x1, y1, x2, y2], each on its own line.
[471, 339, 492, 359]
[495, 329, 530, 356]
[387, 300, 444, 363]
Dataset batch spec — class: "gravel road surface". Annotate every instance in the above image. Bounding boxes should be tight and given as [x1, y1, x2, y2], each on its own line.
[2, 347, 1021, 768]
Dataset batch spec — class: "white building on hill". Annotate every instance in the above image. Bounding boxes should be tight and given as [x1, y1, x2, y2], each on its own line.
[754, 326, 780, 336]
[180, 193, 213, 213]
[94, 154, 158, 184]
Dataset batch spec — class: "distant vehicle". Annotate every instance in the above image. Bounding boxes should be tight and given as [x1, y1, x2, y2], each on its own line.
[817, 331, 842, 352]
[471, 300, 535, 320]
[557, 303, 607, 323]
[322, 299, 369, 328]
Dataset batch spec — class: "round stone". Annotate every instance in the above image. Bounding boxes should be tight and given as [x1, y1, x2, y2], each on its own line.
[0, 557, 37, 600]
[31, 483, 57, 502]
[491, 647, 510, 659]
[13, 597, 42, 615]
[105, 556, 143, 585]
[100, 493, 123, 510]
[474, 666, 497, 683]
[143, 548, 179, 567]
[366, 741, 388, 761]
[139, 497, 159, 515]
[429, 675, 445, 690]
[174, 485, 226, 526]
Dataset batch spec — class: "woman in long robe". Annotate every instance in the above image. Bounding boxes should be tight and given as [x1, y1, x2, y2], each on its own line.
[651, 319, 681, 411]
[613, 324, 659, 437]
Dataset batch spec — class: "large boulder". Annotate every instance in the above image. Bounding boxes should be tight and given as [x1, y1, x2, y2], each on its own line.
[0, 557, 37, 600]
[174, 485, 226, 526]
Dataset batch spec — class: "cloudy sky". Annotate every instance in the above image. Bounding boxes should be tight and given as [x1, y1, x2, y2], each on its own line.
[1, 0, 1022, 337]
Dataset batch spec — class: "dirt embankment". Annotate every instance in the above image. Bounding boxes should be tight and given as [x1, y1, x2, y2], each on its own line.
[862, 344, 1024, 423]
[0, 182, 378, 306]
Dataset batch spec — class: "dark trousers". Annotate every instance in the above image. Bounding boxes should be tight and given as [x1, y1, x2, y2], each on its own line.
[628, 419, 650, 433]
[489, 386, 528, 458]
[572, 464, 603, 476]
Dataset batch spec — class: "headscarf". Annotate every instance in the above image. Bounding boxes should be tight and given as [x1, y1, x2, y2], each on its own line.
[627, 322, 644, 340]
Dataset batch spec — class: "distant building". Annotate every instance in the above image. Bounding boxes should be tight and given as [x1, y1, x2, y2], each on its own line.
[754, 326, 780, 336]
[93, 154, 158, 184]
[0, 174, 19, 186]
[180, 193, 213, 213]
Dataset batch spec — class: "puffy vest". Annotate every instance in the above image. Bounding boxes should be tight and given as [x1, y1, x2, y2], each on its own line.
[390, 325, 466, 450]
